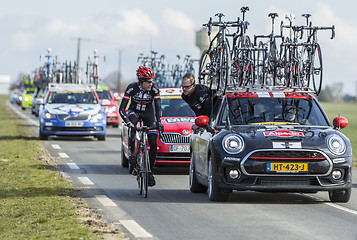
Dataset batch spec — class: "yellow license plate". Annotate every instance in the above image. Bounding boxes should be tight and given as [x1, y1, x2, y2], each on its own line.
[267, 163, 308, 172]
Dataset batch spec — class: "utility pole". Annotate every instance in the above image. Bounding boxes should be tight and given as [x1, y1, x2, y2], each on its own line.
[76, 38, 81, 82]
[71, 37, 89, 83]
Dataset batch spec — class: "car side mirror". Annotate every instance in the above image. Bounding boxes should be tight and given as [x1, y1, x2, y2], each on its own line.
[333, 116, 348, 129]
[195, 115, 209, 128]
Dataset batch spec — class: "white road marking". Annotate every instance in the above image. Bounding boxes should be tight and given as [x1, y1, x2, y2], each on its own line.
[324, 202, 357, 216]
[78, 177, 94, 185]
[58, 152, 69, 158]
[51, 144, 61, 149]
[304, 194, 357, 216]
[95, 195, 117, 207]
[120, 220, 153, 238]
[66, 163, 80, 170]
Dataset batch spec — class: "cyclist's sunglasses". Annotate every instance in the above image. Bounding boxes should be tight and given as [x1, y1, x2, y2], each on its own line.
[181, 83, 194, 89]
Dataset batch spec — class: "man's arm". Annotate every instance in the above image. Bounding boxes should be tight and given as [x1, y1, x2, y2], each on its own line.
[119, 85, 132, 124]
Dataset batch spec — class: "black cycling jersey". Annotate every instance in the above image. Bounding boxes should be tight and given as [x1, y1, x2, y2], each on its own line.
[181, 84, 213, 117]
[119, 81, 162, 170]
[119, 82, 161, 124]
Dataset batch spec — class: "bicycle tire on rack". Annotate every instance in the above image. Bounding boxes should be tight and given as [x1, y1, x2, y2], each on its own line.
[311, 43, 323, 95]
[198, 49, 212, 87]
[256, 41, 267, 87]
[235, 35, 252, 87]
[218, 40, 231, 93]
[298, 45, 312, 90]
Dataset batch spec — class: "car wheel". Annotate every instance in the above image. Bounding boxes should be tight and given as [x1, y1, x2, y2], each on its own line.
[189, 153, 207, 193]
[208, 155, 229, 202]
[121, 149, 128, 168]
[97, 135, 106, 141]
[113, 123, 119, 128]
[328, 187, 351, 203]
[39, 129, 48, 140]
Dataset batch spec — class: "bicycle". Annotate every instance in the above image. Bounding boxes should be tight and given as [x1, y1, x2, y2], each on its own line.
[254, 12, 285, 87]
[199, 13, 238, 94]
[298, 14, 335, 95]
[128, 121, 162, 198]
[280, 14, 304, 89]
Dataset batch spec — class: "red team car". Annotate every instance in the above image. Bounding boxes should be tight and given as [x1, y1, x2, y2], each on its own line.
[95, 85, 120, 128]
[121, 88, 195, 168]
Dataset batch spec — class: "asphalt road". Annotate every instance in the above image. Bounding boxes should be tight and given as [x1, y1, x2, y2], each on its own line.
[9, 102, 357, 240]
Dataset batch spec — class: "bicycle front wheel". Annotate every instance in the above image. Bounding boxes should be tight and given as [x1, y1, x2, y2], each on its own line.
[311, 44, 323, 95]
[142, 146, 149, 198]
[137, 150, 143, 195]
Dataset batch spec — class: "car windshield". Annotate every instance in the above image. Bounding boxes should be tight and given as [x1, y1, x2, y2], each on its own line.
[47, 91, 98, 104]
[96, 90, 112, 100]
[161, 97, 195, 117]
[220, 97, 329, 126]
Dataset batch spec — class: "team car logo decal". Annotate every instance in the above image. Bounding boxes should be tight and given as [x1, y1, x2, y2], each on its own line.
[263, 130, 304, 137]
[272, 142, 302, 149]
[165, 118, 195, 123]
[52, 105, 95, 116]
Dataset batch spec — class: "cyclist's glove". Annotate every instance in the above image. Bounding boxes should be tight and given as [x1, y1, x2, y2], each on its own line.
[156, 121, 164, 131]
[127, 122, 136, 130]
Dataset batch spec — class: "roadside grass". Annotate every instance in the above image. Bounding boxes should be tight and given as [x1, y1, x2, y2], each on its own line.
[0, 95, 121, 239]
[320, 102, 357, 168]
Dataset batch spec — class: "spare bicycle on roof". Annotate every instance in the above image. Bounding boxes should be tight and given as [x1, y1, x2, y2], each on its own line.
[198, 8, 335, 96]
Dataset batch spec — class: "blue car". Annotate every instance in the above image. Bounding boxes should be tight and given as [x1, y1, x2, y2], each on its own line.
[39, 84, 107, 141]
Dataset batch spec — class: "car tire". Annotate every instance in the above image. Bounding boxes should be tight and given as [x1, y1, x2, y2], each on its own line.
[208, 156, 229, 202]
[121, 149, 128, 168]
[97, 135, 106, 141]
[328, 187, 351, 203]
[113, 123, 119, 128]
[189, 153, 207, 193]
[39, 129, 48, 140]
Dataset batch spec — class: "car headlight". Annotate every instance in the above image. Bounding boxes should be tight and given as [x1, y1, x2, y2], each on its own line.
[327, 134, 346, 155]
[222, 134, 245, 154]
[44, 112, 56, 119]
[92, 113, 105, 121]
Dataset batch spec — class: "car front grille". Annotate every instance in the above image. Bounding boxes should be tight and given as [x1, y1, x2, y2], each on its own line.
[161, 133, 190, 144]
[256, 177, 319, 187]
[44, 126, 103, 132]
[241, 149, 332, 176]
[248, 150, 325, 160]
[57, 114, 90, 121]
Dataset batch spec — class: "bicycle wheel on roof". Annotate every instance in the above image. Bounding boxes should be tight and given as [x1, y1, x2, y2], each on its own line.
[311, 43, 323, 95]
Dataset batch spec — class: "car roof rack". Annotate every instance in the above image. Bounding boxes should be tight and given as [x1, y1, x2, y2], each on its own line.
[48, 83, 96, 91]
[216, 85, 316, 96]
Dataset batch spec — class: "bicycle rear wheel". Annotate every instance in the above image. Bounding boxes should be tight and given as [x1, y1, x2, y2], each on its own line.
[311, 44, 323, 95]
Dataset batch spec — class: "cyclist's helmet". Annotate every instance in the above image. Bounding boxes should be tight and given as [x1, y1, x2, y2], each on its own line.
[137, 66, 154, 82]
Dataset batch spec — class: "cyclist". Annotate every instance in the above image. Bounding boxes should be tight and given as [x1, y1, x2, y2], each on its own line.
[119, 66, 163, 187]
[181, 72, 213, 118]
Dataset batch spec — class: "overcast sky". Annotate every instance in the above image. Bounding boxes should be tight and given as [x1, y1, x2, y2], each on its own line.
[1, 0, 357, 95]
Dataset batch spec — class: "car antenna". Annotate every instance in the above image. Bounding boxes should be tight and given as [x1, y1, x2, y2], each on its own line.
[337, 89, 341, 129]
